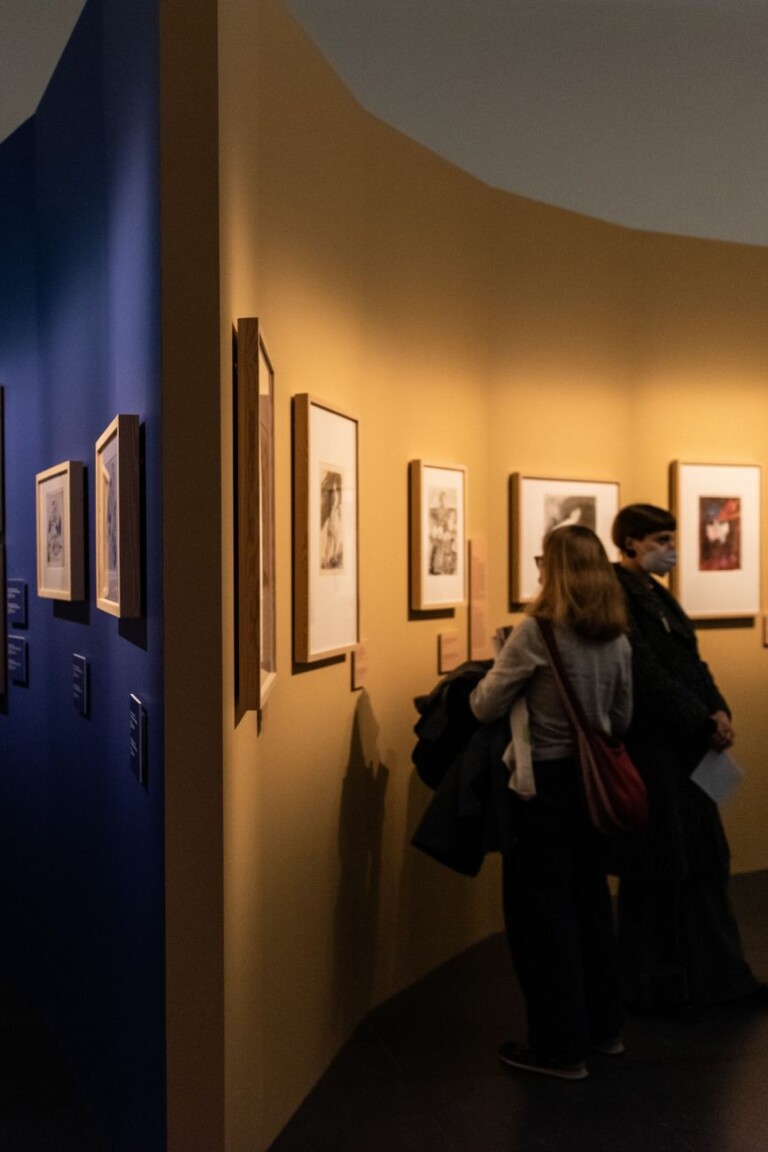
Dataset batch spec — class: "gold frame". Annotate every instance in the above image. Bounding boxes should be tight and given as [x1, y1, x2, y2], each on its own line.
[236, 317, 277, 713]
[293, 393, 359, 663]
[409, 460, 467, 610]
[95, 414, 140, 617]
[670, 460, 761, 620]
[35, 460, 85, 601]
[510, 473, 619, 604]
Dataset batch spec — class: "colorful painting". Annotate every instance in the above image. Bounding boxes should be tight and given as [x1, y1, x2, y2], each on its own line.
[699, 496, 741, 571]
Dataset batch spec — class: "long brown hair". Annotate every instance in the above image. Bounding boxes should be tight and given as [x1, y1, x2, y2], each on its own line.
[527, 524, 627, 641]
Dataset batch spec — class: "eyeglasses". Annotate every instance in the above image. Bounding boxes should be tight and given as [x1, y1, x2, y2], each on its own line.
[534, 555, 544, 569]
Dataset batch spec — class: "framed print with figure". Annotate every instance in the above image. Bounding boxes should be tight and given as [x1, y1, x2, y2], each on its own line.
[409, 461, 467, 610]
[95, 414, 140, 618]
[670, 461, 760, 619]
[293, 394, 359, 663]
[35, 460, 85, 601]
[236, 317, 277, 712]
[510, 474, 619, 604]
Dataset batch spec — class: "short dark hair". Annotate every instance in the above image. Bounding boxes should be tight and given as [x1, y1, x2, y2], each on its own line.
[612, 503, 676, 551]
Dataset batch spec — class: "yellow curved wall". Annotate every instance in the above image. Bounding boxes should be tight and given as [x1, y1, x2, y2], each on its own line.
[219, 2, 768, 1146]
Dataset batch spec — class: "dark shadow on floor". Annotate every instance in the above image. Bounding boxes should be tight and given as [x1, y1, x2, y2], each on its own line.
[0, 980, 106, 1151]
[268, 870, 768, 1152]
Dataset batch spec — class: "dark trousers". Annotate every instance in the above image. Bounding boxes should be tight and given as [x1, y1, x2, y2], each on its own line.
[502, 758, 623, 1062]
[617, 870, 757, 1009]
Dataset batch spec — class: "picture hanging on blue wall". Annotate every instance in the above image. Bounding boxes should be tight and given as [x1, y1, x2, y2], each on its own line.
[95, 414, 141, 618]
[35, 460, 85, 601]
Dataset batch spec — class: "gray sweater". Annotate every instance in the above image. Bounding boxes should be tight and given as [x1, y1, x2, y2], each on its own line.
[470, 616, 632, 760]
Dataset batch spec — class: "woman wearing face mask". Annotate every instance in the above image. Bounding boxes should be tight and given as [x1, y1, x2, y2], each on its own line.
[612, 503, 764, 1016]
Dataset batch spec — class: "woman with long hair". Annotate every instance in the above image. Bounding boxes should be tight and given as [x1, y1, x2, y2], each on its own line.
[470, 524, 632, 1080]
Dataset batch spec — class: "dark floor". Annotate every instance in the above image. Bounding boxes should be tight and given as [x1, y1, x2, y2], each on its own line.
[3, 873, 766, 1151]
[269, 870, 768, 1152]
[0, 981, 105, 1152]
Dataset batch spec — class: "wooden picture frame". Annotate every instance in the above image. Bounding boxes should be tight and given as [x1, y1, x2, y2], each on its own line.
[237, 317, 277, 711]
[95, 414, 140, 617]
[670, 461, 760, 619]
[510, 474, 620, 603]
[35, 460, 85, 600]
[409, 461, 467, 610]
[293, 394, 359, 663]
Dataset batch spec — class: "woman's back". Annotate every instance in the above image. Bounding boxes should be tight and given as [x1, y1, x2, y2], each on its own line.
[471, 615, 632, 759]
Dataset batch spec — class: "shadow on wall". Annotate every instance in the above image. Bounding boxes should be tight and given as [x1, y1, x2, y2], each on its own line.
[393, 682, 498, 987]
[333, 691, 389, 1033]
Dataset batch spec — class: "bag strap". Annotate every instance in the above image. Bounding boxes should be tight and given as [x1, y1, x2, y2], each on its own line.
[534, 617, 592, 739]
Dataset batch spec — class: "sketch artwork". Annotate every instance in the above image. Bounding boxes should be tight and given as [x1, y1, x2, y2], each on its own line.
[428, 486, 458, 576]
[46, 489, 64, 566]
[544, 493, 597, 534]
[100, 451, 119, 601]
[699, 496, 741, 571]
[319, 464, 344, 571]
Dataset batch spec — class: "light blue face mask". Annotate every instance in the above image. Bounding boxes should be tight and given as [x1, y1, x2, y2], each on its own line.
[640, 547, 677, 576]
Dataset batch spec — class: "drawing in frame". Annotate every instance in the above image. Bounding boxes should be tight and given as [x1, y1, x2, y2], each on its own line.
[670, 461, 760, 619]
[293, 394, 359, 663]
[35, 460, 85, 601]
[510, 474, 620, 603]
[237, 317, 277, 711]
[95, 414, 140, 617]
[409, 461, 467, 610]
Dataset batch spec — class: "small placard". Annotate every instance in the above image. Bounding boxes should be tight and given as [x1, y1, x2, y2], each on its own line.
[438, 630, 463, 674]
[8, 636, 28, 685]
[129, 694, 147, 786]
[351, 642, 368, 691]
[7, 580, 28, 628]
[73, 654, 89, 716]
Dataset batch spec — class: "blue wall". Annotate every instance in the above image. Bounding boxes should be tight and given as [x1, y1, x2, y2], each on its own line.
[0, 0, 165, 1147]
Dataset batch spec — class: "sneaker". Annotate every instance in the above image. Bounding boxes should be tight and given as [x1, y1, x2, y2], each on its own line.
[498, 1042, 588, 1081]
[591, 1037, 625, 1056]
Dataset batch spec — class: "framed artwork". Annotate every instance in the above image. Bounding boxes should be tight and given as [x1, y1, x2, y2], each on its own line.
[409, 461, 467, 610]
[407, 460, 469, 612]
[35, 460, 85, 600]
[670, 461, 760, 618]
[293, 394, 359, 662]
[237, 317, 277, 711]
[510, 474, 620, 603]
[95, 414, 140, 618]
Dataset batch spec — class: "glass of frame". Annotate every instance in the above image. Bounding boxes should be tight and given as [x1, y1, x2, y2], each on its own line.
[237, 317, 277, 712]
[510, 474, 620, 603]
[409, 461, 467, 610]
[293, 394, 359, 663]
[95, 414, 140, 618]
[35, 460, 85, 601]
[670, 461, 761, 619]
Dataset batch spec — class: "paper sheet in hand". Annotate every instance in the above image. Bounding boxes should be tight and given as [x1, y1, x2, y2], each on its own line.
[690, 750, 743, 806]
